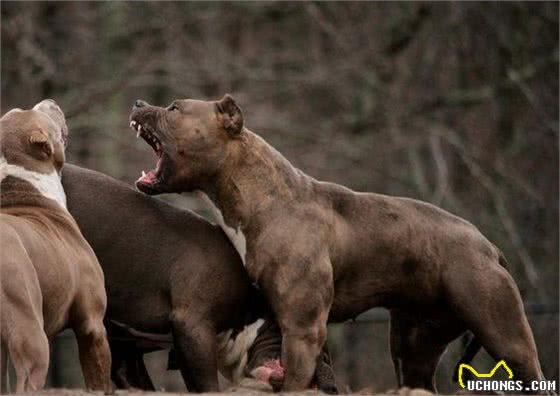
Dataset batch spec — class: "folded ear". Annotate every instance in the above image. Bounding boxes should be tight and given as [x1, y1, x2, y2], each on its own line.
[29, 129, 53, 158]
[33, 99, 68, 146]
[216, 94, 244, 135]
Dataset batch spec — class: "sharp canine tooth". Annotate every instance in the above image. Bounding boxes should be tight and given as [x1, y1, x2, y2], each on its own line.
[142, 171, 146, 177]
[130, 121, 135, 128]
[136, 130, 140, 138]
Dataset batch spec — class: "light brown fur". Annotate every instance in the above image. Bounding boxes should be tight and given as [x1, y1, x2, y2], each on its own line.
[0, 101, 111, 393]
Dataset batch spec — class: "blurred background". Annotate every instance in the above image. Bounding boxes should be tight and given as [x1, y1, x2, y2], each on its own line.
[1, 1, 558, 393]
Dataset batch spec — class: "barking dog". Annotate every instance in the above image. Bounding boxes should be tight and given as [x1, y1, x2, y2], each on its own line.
[128, 95, 547, 393]
[0, 101, 112, 392]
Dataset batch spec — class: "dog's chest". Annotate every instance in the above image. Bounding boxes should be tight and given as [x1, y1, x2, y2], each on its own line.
[194, 190, 247, 265]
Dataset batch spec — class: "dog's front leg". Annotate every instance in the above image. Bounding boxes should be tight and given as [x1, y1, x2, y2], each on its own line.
[267, 253, 334, 392]
[170, 311, 219, 392]
[281, 320, 328, 391]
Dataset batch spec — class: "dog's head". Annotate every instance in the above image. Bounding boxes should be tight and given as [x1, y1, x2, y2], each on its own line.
[129, 94, 244, 194]
[0, 99, 68, 175]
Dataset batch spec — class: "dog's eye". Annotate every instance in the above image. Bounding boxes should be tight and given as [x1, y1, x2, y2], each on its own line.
[168, 104, 179, 112]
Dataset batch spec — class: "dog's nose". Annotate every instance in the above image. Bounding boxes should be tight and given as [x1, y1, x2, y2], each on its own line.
[133, 100, 147, 109]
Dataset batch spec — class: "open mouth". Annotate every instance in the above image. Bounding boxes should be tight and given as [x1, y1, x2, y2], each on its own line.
[130, 120, 164, 193]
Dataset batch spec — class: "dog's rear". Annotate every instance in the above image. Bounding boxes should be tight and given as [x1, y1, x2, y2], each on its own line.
[0, 220, 49, 392]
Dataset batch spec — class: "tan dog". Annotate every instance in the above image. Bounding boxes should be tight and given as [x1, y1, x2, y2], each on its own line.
[0, 100, 111, 392]
[129, 96, 547, 393]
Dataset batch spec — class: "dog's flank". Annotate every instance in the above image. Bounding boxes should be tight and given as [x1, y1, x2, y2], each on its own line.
[0, 156, 67, 209]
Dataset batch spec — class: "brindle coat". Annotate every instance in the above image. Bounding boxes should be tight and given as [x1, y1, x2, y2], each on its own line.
[128, 95, 546, 393]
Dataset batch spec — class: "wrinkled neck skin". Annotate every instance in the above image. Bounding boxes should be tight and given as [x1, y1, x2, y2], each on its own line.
[199, 129, 312, 237]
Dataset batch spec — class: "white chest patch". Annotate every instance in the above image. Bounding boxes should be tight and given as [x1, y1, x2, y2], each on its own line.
[216, 319, 265, 383]
[0, 157, 67, 210]
[195, 190, 247, 265]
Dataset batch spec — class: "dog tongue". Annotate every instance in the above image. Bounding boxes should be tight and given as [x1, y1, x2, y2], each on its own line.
[137, 170, 157, 184]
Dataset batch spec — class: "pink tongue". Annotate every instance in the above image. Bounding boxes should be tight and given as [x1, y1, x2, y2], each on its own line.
[251, 359, 285, 383]
[137, 170, 157, 184]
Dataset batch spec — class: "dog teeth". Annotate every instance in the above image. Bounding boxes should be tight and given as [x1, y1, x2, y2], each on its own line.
[142, 170, 146, 177]
[133, 122, 162, 151]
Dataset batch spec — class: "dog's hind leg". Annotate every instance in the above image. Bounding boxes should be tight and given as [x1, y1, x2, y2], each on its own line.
[5, 329, 49, 392]
[170, 310, 219, 392]
[445, 256, 546, 393]
[70, 290, 112, 392]
[389, 309, 464, 392]
[1, 238, 49, 392]
[72, 317, 112, 392]
[24, 333, 49, 392]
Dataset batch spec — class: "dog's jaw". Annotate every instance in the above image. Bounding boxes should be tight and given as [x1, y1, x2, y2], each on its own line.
[0, 156, 67, 210]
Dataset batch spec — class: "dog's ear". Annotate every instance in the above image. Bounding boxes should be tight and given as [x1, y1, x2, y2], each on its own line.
[33, 99, 68, 147]
[216, 94, 244, 136]
[29, 129, 53, 158]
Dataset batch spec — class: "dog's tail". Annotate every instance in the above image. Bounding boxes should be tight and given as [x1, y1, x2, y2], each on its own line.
[107, 319, 173, 344]
[452, 332, 482, 382]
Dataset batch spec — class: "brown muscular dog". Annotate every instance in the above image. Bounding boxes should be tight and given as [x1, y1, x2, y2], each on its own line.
[0, 101, 111, 392]
[128, 95, 547, 393]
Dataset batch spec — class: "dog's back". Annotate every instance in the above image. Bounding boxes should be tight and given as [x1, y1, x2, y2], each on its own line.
[0, 176, 90, 335]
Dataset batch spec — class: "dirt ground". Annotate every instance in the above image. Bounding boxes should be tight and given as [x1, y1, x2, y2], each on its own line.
[20, 380, 435, 396]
